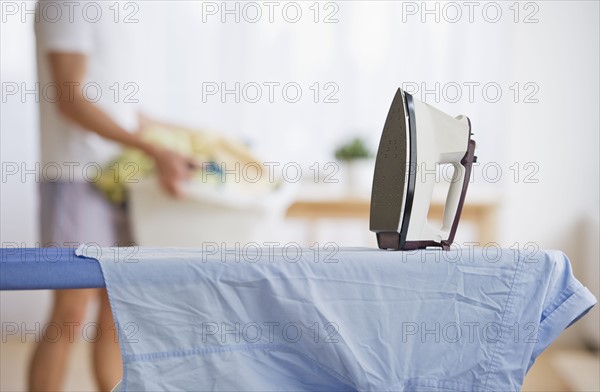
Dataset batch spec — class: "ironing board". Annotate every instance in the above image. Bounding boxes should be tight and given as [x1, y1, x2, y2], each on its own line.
[1, 246, 596, 391]
[0, 247, 105, 290]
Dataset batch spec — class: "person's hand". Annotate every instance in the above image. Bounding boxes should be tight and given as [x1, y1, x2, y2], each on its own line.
[147, 146, 199, 197]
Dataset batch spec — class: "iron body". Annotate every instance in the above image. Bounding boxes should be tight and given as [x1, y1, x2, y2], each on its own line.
[370, 88, 476, 250]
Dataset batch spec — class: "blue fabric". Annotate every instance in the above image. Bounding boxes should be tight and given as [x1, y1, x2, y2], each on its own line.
[75, 246, 596, 391]
[0, 247, 104, 290]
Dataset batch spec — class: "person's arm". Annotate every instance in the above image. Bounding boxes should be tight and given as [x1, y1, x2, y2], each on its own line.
[48, 52, 196, 197]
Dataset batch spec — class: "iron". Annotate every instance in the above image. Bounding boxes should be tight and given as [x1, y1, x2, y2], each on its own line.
[370, 88, 477, 250]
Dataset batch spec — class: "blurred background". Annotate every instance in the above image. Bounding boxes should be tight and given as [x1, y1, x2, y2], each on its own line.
[1, 1, 598, 390]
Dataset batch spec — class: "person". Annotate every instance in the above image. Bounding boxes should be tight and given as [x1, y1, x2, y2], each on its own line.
[30, 1, 197, 390]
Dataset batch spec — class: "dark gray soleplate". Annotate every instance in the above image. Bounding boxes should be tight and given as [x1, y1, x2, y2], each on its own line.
[370, 88, 407, 234]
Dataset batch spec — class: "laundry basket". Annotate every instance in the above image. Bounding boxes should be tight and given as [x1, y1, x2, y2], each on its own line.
[127, 177, 295, 247]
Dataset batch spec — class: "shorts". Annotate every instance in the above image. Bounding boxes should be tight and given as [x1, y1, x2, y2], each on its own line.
[40, 181, 133, 247]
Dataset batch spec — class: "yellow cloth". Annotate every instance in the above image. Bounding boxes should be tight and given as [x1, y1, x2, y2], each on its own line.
[95, 126, 273, 204]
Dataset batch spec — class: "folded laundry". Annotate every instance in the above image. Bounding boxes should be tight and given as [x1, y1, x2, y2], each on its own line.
[95, 125, 278, 204]
[76, 245, 596, 391]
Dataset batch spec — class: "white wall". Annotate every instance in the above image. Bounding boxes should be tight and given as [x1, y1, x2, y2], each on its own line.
[501, 2, 600, 345]
[1, 2, 45, 326]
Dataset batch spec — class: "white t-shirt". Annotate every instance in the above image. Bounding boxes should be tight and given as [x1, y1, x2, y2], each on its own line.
[35, 0, 139, 181]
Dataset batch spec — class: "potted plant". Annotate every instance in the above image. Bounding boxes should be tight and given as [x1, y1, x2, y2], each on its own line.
[334, 137, 375, 198]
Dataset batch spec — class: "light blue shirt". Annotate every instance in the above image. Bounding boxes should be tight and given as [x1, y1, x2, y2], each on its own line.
[76, 246, 596, 391]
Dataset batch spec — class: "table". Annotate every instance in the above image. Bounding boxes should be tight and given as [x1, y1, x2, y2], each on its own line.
[286, 198, 498, 245]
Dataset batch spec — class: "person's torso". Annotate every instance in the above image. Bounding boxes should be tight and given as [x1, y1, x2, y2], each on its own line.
[35, 1, 140, 181]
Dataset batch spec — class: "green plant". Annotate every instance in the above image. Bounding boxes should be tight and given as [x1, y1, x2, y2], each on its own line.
[334, 137, 373, 161]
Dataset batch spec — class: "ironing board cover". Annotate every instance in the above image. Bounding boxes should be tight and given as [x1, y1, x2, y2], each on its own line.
[76, 245, 596, 391]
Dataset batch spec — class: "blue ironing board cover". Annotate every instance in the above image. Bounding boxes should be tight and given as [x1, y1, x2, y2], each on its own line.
[70, 245, 595, 392]
[0, 246, 595, 390]
[1, 247, 104, 289]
